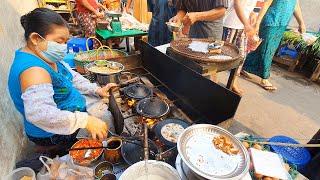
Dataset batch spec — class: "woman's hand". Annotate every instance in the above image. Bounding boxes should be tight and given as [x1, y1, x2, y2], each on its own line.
[86, 116, 108, 140]
[96, 83, 118, 98]
[244, 24, 255, 37]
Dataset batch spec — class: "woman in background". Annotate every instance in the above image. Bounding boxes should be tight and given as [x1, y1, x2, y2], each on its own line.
[242, 0, 306, 91]
[222, 0, 257, 94]
[76, 0, 106, 48]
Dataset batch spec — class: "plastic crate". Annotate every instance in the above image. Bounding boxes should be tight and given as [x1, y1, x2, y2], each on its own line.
[269, 136, 311, 170]
[278, 46, 299, 59]
[67, 37, 93, 53]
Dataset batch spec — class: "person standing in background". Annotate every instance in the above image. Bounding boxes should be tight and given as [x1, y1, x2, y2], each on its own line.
[75, 0, 106, 48]
[170, 0, 229, 39]
[222, 0, 257, 94]
[242, 0, 306, 91]
[125, 0, 176, 46]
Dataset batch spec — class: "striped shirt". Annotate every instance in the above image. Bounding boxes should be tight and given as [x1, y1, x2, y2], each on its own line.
[176, 0, 229, 12]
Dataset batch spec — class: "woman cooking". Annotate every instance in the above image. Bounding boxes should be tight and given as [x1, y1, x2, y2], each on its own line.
[8, 8, 115, 156]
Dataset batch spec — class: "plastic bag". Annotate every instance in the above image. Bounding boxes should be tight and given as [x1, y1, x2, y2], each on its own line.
[247, 35, 262, 53]
[37, 156, 94, 180]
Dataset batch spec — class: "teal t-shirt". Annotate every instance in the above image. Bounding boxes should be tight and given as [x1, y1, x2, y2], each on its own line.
[262, 0, 297, 27]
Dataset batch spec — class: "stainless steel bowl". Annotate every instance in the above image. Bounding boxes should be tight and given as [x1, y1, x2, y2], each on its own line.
[119, 160, 181, 180]
[177, 124, 250, 180]
[86, 61, 124, 85]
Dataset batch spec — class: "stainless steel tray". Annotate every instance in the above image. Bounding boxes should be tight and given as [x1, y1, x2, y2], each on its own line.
[177, 124, 250, 180]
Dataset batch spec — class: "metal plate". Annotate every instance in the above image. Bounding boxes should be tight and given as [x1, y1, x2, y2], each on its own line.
[177, 124, 250, 180]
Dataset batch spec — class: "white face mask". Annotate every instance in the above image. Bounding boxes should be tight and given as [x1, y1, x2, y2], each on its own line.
[38, 34, 67, 63]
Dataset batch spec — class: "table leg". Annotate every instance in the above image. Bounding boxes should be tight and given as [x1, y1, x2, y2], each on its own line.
[210, 70, 218, 82]
[227, 68, 238, 90]
[126, 37, 130, 52]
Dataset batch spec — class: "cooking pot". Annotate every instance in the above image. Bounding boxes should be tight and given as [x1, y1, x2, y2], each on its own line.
[119, 160, 181, 180]
[86, 61, 124, 85]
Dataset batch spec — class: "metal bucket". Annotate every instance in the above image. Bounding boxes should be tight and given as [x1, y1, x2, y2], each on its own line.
[119, 160, 181, 180]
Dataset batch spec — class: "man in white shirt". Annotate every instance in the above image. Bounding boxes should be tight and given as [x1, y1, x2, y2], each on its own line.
[222, 0, 257, 94]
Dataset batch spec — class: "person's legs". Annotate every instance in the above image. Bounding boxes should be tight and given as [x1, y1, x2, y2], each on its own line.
[77, 12, 100, 49]
[222, 27, 246, 94]
[243, 26, 286, 90]
[28, 130, 79, 157]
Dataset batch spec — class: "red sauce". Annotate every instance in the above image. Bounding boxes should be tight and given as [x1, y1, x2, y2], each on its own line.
[70, 139, 103, 165]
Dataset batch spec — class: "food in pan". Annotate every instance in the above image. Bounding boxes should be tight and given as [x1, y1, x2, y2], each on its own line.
[160, 123, 185, 143]
[212, 135, 239, 155]
[88, 66, 121, 74]
[69, 139, 103, 166]
[20, 176, 32, 180]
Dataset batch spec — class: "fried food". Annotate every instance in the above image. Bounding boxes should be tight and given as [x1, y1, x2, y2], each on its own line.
[212, 135, 239, 155]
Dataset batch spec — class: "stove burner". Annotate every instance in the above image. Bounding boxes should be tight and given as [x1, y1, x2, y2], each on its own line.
[136, 97, 170, 119]
[123, 83, 153, 100]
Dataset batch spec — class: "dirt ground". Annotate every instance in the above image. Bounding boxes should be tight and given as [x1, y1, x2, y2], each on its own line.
[220, 64, 320, 143]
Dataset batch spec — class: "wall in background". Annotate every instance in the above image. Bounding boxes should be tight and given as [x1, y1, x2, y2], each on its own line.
[0, 0, 38, 178]
[289, 0, 320, 32]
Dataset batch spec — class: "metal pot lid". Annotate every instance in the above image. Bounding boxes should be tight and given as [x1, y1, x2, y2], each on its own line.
[136, 97, 170, 119]
[123, 84, 153, 100]
[154, 118, 190, 147]
[177, 124, 250, 180]
[120, 137, 158, 165]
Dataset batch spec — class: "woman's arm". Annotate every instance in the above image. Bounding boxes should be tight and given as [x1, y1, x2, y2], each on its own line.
[293, 0, 306, 33]
[80, 0, 104, 18]
[20, 67, 108, 139]
[183, 7, 227, 25]
[20, 67, 88, 135]
[255, 0, 273, 32]
[61, 62, 99, 96]
[234, 0, 254, 36]
[125, 0, 132, 13]
[61, 62, 117, 98]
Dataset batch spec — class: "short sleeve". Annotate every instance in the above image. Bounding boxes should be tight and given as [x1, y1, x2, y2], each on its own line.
[214, 0, 229, 8]
[176, 0, 186, 11]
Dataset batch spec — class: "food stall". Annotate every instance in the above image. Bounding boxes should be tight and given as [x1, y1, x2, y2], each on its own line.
[7, 41, 312, 180]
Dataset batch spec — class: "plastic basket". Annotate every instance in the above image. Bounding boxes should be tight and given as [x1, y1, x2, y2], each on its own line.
[269, 135, 311, 170]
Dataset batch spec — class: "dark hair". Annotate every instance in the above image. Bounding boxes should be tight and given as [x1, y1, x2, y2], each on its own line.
[20, 8, 68, 40]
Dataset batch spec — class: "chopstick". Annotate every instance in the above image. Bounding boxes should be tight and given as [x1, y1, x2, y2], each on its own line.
[69, 140, 145, 151]
[242, 139, 320, 148]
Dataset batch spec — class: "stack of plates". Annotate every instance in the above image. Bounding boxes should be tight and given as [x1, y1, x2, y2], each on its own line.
[176, 124, 250, 180]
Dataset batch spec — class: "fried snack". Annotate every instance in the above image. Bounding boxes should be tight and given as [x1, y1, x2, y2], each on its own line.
[212, 135, 239, 155]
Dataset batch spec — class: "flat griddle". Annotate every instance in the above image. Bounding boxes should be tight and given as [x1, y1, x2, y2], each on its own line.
[170, 38, 240, 63]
